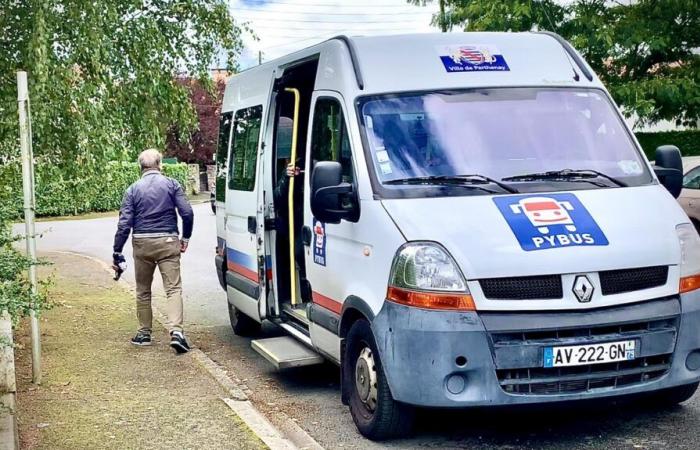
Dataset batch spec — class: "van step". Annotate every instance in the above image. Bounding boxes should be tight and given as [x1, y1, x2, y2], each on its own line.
[282, 304, 309, 326]
[251, 336, 323, 369]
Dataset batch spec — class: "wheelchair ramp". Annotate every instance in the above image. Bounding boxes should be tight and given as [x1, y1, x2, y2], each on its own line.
[251, 336, 323, 370]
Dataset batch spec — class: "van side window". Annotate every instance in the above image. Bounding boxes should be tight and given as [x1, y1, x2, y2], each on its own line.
[310, 98, 354, 183]
[229, 105, 263, 191]
[215, 111, 233, 202]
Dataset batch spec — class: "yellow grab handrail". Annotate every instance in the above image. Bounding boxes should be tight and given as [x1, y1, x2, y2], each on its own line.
[284, 87, 301, 306]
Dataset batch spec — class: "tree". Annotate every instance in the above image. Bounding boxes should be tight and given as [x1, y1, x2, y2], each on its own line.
[409, 0, 700, 127]
[165, 74, 227, 165]
[0, 0, 247, 177]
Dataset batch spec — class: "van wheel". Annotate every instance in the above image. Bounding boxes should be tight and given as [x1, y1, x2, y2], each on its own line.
[227, 302, 260, 336]
[343, 320, 414, 440]
[650, 382, 699, 406]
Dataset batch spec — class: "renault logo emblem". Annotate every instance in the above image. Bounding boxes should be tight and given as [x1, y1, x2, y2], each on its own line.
[573, 275, 594, 303]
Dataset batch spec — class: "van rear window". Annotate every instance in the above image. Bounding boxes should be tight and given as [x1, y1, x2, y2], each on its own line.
[229, 105, 263, 192]
[215, 111, 233, 202]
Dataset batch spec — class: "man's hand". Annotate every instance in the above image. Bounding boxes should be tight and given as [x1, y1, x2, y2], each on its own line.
[286, 163, 301, 177]
[180, 239, 189, 253]
[112, 252, 127, 281]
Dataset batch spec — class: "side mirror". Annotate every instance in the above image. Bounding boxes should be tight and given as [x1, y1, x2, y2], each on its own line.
[654, 145, 683, 198]
[311, 161, 358, 224]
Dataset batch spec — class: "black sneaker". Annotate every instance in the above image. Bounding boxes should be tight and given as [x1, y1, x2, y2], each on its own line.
[130, 332, 152, 346]
[169, 330, 190, 354]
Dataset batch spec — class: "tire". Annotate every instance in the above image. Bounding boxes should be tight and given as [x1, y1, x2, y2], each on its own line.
[227, 302, 261, 336]
[650, 382, 699, 406]
[343, 319, 415, 440]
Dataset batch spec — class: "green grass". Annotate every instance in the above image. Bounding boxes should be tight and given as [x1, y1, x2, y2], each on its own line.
[13, 253, 266, 450]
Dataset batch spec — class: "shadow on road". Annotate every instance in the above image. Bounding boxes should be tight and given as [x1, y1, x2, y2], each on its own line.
[408, 400, 682, 447]
[198, 321, 694, 449]
[266, 360, 693, 448]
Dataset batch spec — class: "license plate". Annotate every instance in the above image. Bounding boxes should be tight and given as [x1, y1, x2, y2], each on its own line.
[543, 340, 636, 368]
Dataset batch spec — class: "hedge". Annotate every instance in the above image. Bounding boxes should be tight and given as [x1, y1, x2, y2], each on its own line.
[636, 130, 700, 160]
[0, 162, 188, 218]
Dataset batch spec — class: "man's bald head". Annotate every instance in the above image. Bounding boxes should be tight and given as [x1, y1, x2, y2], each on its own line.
[138, 149, 162, 172]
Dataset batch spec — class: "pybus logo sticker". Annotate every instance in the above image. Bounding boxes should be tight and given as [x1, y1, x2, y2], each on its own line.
[312, 218, 327, 266]
[493, 194, 608, 251]
[437, 44, 510, 73]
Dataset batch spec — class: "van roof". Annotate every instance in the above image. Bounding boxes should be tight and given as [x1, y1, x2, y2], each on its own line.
[223, 32, 604, 111]
[349, 32, 599, 92]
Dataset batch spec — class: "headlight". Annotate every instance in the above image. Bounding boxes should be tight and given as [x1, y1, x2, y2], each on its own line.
[677, 224, 700, 293]
[387, 242, 474, 311]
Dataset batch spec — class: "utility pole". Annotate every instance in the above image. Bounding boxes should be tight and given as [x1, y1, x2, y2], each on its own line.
[258, 50, 262, 65]
[17, 71, 41, 385]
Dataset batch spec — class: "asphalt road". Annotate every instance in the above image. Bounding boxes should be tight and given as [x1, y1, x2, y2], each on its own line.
[14, 204, 700, 449]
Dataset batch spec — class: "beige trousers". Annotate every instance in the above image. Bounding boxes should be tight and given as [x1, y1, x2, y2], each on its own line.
[132, 236, 183, 334]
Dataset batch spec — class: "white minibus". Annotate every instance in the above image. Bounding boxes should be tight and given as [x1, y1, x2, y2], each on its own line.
[213, 32, 697, 440]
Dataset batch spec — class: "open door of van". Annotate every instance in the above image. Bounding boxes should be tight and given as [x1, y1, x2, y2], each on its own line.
[224, 104, 266, 334]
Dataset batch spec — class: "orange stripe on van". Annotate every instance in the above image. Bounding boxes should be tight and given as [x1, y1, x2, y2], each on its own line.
[312, 291, 342, 314]
[227, 261, 258, 282]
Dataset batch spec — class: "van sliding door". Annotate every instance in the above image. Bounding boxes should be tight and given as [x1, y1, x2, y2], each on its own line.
[225, 105, 266, 323]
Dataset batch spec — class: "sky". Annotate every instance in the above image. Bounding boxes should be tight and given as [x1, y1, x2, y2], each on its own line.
[228, 0, 442, 70]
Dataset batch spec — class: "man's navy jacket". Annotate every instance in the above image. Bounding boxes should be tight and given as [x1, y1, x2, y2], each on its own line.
[113, 170, 194, 253]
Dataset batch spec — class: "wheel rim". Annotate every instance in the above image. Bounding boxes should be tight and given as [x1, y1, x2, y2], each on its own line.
[355, 346, 378, 413]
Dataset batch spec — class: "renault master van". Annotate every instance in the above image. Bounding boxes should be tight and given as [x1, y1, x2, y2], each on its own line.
[213, 32, 696, 440]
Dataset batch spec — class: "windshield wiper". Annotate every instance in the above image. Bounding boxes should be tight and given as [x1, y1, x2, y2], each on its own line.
[385, 174, 518, 194]
[502, 169, 627, 188]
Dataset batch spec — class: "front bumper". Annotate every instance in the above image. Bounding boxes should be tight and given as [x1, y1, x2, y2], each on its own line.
[371, 291, 700, 407]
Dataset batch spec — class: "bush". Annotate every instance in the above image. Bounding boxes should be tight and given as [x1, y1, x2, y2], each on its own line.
[0, 204, 49, 324]
[0, 162, 189, 218]
[636, 130, 700, 160]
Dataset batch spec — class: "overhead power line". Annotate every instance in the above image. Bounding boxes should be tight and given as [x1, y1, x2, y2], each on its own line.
[234, 0, 434, 7]
[256, 28, 423, 52]
[230, 7, 428, 16]
[234, 17, 427, 24]
[247, 17, 429, 27]
[252, 25, 426, 32]
[259, 32, 339, 51]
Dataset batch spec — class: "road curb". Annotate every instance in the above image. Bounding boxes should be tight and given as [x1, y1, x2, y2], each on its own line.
[190, 348, 323, 450]
[54, 251, 324, 450]
[222, 398, 296, 450]
[190, 349, 248, 401]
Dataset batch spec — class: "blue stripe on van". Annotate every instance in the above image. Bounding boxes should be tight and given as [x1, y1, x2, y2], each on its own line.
[226, 247, 256, 271]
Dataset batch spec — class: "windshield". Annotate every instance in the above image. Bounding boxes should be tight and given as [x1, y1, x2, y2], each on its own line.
[358, 88, 652, 196]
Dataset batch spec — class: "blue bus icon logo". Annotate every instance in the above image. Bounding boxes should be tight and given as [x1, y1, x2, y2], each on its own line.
[493, 194, 609, 251]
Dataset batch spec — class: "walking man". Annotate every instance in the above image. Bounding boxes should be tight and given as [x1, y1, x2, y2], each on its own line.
[112, 149, 194, 353]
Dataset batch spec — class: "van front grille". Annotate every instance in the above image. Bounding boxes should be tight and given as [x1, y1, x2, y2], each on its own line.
[491, 316, 678, 395]
[498, 355, 671, 395]
[599, 266, 668, 296]
[479, 275, 562, 300]
[490, 317, 677, 344]
[478, 266, 669, 300]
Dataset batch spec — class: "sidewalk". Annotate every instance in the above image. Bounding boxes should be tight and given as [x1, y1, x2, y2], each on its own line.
[12, 253, 266, 450]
